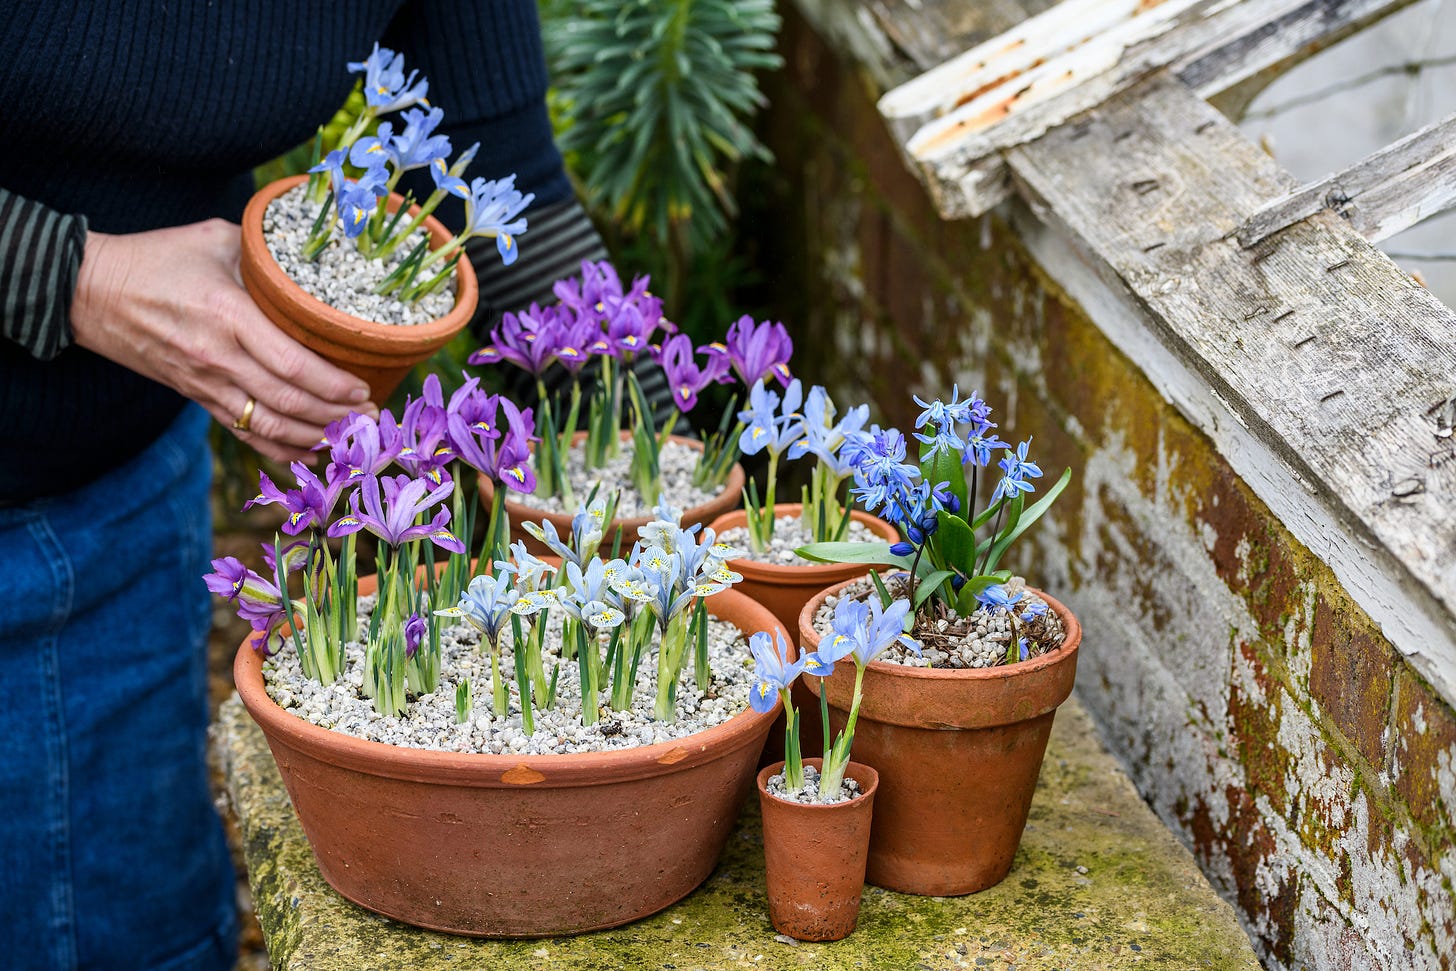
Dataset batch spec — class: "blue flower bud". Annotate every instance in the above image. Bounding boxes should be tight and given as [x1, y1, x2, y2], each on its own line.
[945, 494, 961, 514]
[889, 541, 915, 557]
[951, 574, 966, 591]
[920, 514, 940, 536]
[905, 524, 924, 544]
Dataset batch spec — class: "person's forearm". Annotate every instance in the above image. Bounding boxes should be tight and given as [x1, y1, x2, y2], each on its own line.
[0, 187, 88, 360]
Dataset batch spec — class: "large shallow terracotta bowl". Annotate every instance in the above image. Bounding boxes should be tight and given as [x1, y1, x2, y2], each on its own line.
[235, 584, 780, 937]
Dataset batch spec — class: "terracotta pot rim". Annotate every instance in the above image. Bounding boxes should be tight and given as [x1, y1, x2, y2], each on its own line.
[706, 504, 899, 580]
[755, 758, 879, 810]
[798, 575, 1082, 682]
[241, 174, 478, 348]
[235, 586, 779, 787]
[487, 432, 745, 532]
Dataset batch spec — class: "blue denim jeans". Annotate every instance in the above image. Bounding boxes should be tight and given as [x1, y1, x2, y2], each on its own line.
[0, 405, 237, 970]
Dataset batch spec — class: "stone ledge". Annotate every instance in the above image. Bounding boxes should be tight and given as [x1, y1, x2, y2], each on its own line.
[215, 694, 1260, 970]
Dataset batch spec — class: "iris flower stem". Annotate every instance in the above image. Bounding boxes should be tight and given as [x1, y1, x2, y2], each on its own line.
[576, 624, 599, 727]
[653, 612, 690, 721]
[819, 683, 832, 764]
[512, 627, 535, 735]
[781, 690, 804, 792]
[818, 663, 866, 798]
[375, 187, 449, 261]
[487, 635, 507, 717]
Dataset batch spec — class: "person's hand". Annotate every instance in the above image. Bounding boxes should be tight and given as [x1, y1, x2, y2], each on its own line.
[71, 218, 376, 463]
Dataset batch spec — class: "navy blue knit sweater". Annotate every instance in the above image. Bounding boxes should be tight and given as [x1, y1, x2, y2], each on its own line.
[0, 0, 570, 501]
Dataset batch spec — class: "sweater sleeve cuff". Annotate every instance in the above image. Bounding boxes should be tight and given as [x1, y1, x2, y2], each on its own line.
[0, 188, 88, 361]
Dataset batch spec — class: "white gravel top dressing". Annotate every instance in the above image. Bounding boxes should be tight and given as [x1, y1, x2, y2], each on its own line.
[764, 763, 862, 805]
[263, 594, 759, 755]
[718, 515, 881, 566]
[263, 184, 456, 325]
[812, 574, 1065, 670]
[527, 438, 721, 519]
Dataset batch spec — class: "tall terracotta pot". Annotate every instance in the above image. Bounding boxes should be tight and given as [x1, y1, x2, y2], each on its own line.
[797, 578, 1081, 896]
[757, 758, 878, 942]
[480, 432, 744, 555]
[235, 585, 780, 937]
[239, 174, 479, 406]
[705, 503, 899, 636]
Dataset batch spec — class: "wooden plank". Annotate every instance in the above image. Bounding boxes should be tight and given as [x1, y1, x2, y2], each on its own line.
[1238, 112, 1456, 246]
[1005, 73, 1456, 698]
[892, 0, 1416, 218]
[879, 0, 1198, 143]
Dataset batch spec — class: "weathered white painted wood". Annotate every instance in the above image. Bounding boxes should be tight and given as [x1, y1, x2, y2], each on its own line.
[1005, 74, 1456, 701]
[879, 0, 1193, 142]
[1238, 112, 1456, 246]
[894, 0, 1418, 218]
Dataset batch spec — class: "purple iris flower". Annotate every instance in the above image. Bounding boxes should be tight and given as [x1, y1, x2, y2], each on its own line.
[203, 556, 287, 655]
[706, 316, 793, 388]
[396, 376, 455, 482]
[447, 399, 536, 493]
[992, 439, 1043, 501]
[653, 334, 730, 413]
[326, 412, 404, 481]
[349, 44, 429, 114]
[747, 630, 804, 714]
[462, 175, 533, 265]
[468, 304, 567, 376]
[404, 612, 427, 659]
[245, 463, 348, 535]
[329, 473, 465, 552]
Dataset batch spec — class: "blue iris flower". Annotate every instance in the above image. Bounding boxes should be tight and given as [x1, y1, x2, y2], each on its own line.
[336, 166, 388, 238]
[347, 122, 394, 171]
[463, 175, 534, 265]
[349, 43, 430, 114]
[747, 630, 805, 714]
[737, 378, 803, 457]
[389, 107, 451, 174]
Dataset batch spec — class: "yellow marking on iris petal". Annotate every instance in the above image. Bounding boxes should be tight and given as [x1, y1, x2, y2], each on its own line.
[708, 342, 727, 353]
[433, 158, 446, 174]
[623, 335, 639, 347]
[501, 234, 514, 251]
[507, 468, 527, 483]
[804, 658, 823, 672]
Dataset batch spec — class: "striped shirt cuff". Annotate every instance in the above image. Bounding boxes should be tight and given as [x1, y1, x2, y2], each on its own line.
[1, 187, 88, 360]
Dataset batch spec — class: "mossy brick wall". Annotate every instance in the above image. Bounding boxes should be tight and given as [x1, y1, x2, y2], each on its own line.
[744, 6, 1456, 968]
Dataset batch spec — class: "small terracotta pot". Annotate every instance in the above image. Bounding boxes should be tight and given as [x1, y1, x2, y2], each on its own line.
[798, 578, 1081, 896]
[236, 583, 781, 937]
[480, 432, 745, 555]
[705, 503, 899, 637]
[757, 758, 878, 942]
[239, 174, 479, 406]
